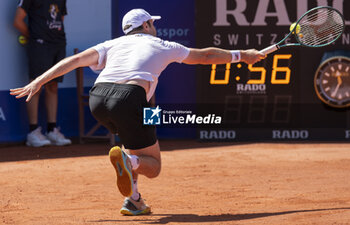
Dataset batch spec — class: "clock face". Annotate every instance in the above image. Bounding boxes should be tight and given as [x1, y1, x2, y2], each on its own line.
[314, 57, 350, 108]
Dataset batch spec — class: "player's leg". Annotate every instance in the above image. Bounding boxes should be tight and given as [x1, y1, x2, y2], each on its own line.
[89, 83, 156, 215]
[114, 122, 159, 216]
[126, 140, 161, 179]
[108, 129, 160, 199]
[117, 141, 160, 215]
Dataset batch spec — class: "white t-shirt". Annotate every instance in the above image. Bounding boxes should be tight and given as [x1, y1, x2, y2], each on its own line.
[89, 33, 190, 101]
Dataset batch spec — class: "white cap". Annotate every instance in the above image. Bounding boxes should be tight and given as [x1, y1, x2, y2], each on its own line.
[122, 9, 161, 34]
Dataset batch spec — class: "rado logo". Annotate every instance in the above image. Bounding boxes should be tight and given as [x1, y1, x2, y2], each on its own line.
[272, 130, 309, 139]
[236, 84, 266, 94]
[213, 0, 349, 26]
[199, 130, 236, 140]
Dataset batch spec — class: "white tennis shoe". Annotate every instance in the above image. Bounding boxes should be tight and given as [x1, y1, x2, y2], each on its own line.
[26, 127, 51, 147]
[47, 128, 72, 146]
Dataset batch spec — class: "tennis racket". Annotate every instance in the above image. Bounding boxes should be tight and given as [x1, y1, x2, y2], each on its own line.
[260, 6, 345, 55]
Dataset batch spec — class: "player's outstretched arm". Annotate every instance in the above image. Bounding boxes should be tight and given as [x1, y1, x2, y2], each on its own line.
[10, 48, 99, 102]
[182, 48, 265, 65]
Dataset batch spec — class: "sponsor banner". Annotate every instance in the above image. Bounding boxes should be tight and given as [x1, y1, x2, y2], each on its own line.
[196, 0, 350, 49]
[199, 129, 236, 140]
[195, 0, 350, 141]
[272, 129, 309, 139]
[198, 128, 350, 141]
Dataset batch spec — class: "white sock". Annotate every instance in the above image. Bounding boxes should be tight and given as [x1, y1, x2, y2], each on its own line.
[131, 180, 140, 201]
[128, 154, 140, 170]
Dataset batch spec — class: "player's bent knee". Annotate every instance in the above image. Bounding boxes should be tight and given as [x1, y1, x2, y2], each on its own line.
[144, 162, 161, 178]
[128, 141, 161, 178]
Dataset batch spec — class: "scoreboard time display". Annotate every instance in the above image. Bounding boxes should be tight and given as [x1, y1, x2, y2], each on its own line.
[195, 0, 350, 141]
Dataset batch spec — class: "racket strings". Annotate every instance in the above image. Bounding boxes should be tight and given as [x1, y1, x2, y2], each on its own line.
[300, 24, 343, 46]
[297, 8, 343, 46]
[300, 15, 342, 37]
[299, 15, 343, 45]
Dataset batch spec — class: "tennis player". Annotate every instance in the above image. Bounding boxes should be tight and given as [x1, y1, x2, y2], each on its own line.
[10, 9, 265, 216]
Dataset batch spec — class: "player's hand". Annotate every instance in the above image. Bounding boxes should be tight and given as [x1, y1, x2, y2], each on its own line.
[10, 81, 42, 102]
[241, 49, 266, 65]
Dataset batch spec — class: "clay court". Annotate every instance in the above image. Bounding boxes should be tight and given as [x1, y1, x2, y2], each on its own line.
[1, 141, 350, 225]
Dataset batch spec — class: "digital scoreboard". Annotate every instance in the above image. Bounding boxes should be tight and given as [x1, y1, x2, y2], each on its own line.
[195, 0, 350, 141]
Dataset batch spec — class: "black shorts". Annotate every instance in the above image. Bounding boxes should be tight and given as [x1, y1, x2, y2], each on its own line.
[27, 41, 66, 82]
[89, 82, 157, 150]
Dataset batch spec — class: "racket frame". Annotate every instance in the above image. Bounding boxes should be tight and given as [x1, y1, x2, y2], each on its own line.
[260, 6, 345, 55]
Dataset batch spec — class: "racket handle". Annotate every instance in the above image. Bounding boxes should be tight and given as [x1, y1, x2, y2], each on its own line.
[260, 45, 279, 55]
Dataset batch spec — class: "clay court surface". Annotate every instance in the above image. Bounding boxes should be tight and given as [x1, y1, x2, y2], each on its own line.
[1, 140, 350, 225]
